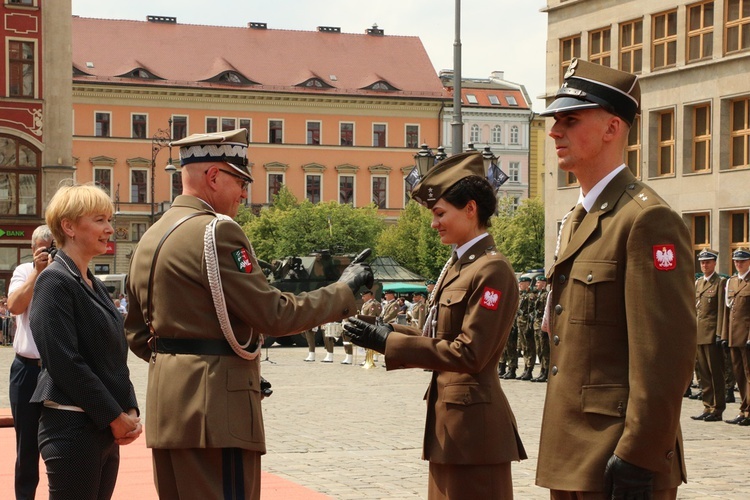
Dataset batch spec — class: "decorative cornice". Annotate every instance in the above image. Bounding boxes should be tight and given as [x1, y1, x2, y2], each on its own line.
[368, 164, 392, 174]
[90, 155, 116, 166]
[126, 157, 151, 168]
[335, 163, 359, 173]
[263, 161, 289, 172]
[301, 163, 326, 173]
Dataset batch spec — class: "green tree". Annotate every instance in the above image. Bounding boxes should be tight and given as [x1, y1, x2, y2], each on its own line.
[489, 197, 545, 272]
[241, 186, 384, 261]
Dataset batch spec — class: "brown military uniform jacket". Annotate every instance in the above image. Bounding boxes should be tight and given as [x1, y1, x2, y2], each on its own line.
[385, 235, 526, 465]
[537, 169, 696, 492]
[722, 273, 750, 346]
[125, 195, 356, 451]
[361, 298, 382, 317]
[695, 273, 725, 345]
[411, 300, 427, 330]
[381, 299, 398, 324]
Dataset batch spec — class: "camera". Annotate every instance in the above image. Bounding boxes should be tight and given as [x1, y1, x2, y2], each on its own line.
[44, 240, 57, 257]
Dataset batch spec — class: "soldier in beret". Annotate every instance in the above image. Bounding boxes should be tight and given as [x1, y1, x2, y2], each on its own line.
[536, 59, 696, 499]
[344, 151, 526, 499]
[516, 276, 535, 381]
[721, 248, 750, 426]
[125, 129, 372, 499]
[531, 276, 550, 383]
[411, 290, 428, 330]
[690, 249, 727, 422]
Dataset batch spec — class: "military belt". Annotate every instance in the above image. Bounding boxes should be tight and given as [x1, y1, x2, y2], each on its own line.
[154, 337, 258, 356]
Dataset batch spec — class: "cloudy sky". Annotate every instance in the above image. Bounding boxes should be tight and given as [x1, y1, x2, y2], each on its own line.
[71, 0, 549, 110]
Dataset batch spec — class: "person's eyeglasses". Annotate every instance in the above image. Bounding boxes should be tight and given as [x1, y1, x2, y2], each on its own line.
[208, 168, 250, 190]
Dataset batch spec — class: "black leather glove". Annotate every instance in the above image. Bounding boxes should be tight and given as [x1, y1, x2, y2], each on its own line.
[604, 454, 653, 500]
[342, 317, 392, 354]
[720, 339, 729, 350]
[338, 249, 374, 295]
[260, 377, 273, 398]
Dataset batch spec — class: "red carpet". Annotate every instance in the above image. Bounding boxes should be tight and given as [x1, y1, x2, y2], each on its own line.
[0, 424, 330, 499]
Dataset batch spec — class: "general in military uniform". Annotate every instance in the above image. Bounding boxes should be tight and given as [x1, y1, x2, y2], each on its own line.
[690, 249, 726, 421]
[125, 129, 370, 499]
[537, 60, 696, 499]
[721, 248, 750, 426]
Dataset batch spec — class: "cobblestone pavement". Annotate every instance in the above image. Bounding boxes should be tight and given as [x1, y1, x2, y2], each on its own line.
[2, 345, 748, 499]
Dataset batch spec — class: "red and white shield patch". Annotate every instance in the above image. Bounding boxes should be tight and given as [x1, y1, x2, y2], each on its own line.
[480, 286, 502, 310]
[653, 244, 676, 271]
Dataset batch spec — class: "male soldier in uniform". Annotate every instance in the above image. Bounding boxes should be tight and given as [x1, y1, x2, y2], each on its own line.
[514, 276, 535, 380]
[721, 248, 750, 426]
[381, 290, 399, 324]
[690, 249, 726, 421]
[411, 290, 428, 330]
[501, 280, 521, 379]
[537, 59, 696, 499]
[125, 129, 372, 499]
[531, 276, 550, 383]
[341, 289, 381, 365]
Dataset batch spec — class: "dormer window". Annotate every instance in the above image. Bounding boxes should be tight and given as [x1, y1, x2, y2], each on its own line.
[507, 96, 518, 106]
[297, 78, 333, 89]
[205, 71, 256, 85]
[117, 68, 159, 80]
[488, 95, 501, 105]
[364, 80, 398, 91]
[466, 94, 478, 104]
[220, 72, 242, 83]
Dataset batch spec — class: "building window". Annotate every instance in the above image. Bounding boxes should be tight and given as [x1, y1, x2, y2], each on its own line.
[466, 94, 479, 104]
[132, 114, 147, 139]
[657, 110, 675, 176]
[730, 210, 749, 261]
[470, 124, 480, 143]
[94, 168, 112, 195]
[0, 135, 40, 216]
[509, 162, 520, 182]
[626, 115, 642, 178]
[307, 121, 321, 145]
[172, 115, 188, 140]
[305, 174, 321, 203]
[488, 95, 500, 105]
[339, 175, 354, 204]
[171, 171, 183, 201]
[206, 117, 218, 133]
[222, 118, 236, 132]
[730, 97, 750, 168]
[691, 213, 711, 267]
[373, 124, 387, 147]
[340, 122, 354, 146]
[131, 223, 147, 242]
[130, 169, 148, 203]
[589, 27, 611, 66]
[406, 125, 419, 148]
[239, 119, 251, 138]
[652, 10, 678, 70]
[692, 104, 711, 172]
[510, 126, 519, 145]
[620, 19, 643, 73]
[269, 120, 283, 144]
[372, 176, 387, 208]
[267, 173, 284, 202]
[492, 125, 502, 144]
[560, 35, 581, 83]
[95, 112, 111, 137]
[8, 40, 34, 97]
[726, 0, 750, 53]
[565, 172, 579, 187]
[506, 96, 518, 106]
[687, 1, 714, 62]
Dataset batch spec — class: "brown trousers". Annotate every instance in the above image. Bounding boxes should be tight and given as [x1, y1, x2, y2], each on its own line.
[152, 447, 261, 500]
[550, 488, 677, 499]
[428, 462, 513, 499]
[730, 347, 750, 415]
[696, 342, 726, 413]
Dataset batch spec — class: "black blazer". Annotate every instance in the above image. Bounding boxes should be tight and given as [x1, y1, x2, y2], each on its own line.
[30, 249, 138, 430]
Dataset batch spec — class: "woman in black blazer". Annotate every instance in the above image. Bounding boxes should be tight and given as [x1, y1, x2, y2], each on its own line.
[30, 183, 141, 500]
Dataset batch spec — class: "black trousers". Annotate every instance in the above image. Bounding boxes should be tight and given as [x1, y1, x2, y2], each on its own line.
[9, 356, 42, 500]
[38, 407, 120, 500]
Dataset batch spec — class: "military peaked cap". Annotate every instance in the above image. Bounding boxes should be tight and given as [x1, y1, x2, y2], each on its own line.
[172, 128, 253, 182]
[697, 249, 719, 261]
[732, 248, 750, 261]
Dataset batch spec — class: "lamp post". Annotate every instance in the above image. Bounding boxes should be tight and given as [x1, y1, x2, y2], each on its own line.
[150, 118, 174, 224]
[414, 143, 435, 178]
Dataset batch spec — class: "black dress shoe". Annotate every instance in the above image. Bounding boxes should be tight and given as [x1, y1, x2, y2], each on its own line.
[724, 414, 746, 424]
[520, 369, 533, 381]
[683, 388, 693, 398]
[503, 369, 517, 380]
[738, 417, 750, 426]
[691, 411, 711, 421]
[703, 413, 723, 422]
[688, 391, 703, 400]
[726, 391, 736, 403]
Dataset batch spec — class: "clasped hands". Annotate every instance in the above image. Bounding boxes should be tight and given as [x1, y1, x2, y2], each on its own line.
[342, 317, 392, 354]
[110, 409, 142, 446]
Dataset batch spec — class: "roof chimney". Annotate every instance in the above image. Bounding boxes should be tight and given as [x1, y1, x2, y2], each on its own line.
[318, 26, 341, 33]
[147, 15, 176, 24]
[366, 23, 384, 36]
[248, 22, 267, 29]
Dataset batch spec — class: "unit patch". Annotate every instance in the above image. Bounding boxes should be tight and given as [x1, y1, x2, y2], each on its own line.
[653, 244, 676, 271]
[232, 247, 253, 273]
[480, 286, 502, 310]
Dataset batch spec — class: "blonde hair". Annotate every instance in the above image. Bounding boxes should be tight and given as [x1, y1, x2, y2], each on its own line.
[46, 183, 113, 245]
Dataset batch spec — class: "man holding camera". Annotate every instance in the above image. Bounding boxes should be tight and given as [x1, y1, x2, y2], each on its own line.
[125, 129, 372, 500]
[7, 225, 54, 500]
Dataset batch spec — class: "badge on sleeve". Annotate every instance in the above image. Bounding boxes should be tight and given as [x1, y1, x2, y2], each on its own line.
[480, 286, 502, 310]
[232, 248, 253, 273]
[653, 244, 676, 271]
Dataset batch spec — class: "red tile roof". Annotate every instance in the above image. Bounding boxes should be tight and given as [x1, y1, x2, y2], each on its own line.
[450, 87, 530, 109]
[72, 17, 447, 99]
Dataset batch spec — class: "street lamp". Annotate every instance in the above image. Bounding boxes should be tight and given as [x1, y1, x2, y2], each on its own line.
[150, 118, 174, 224]
[405, 143, 435, 193]
[481, 145, 508, 191]
[435, 146, 447, 163]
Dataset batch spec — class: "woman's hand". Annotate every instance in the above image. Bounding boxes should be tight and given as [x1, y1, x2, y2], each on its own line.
[110, 409, 142, 446]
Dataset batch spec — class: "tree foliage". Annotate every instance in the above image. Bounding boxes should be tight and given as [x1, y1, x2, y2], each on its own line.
[489, 197, 545, 272]
[240, 186, 384, 262]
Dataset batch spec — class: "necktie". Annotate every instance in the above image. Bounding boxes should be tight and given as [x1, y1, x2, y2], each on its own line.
[451, 251, 459, 265]
[554, 204, 586, 260]
[568, 203, 587, 238]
